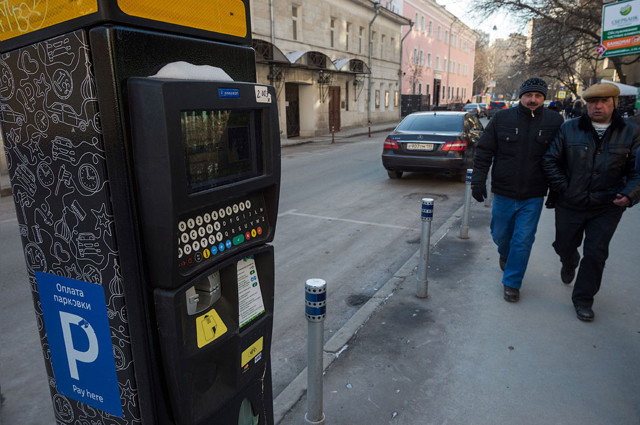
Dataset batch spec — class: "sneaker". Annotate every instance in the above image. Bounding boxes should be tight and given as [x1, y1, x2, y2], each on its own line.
[499, 257, 507, 271]
[575, 305, 594, 322]
[561, 264, 576, 284]
[503, 285, 519, 302]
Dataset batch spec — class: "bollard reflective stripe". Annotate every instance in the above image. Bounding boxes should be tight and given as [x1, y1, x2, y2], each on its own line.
[305, 279, 327, 321]
[466, 168, 473, 184]
[421, 198, 434, 222]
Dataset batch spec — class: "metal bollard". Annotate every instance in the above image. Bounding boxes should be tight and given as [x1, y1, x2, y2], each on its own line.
[305, 279, 326, 425]
[417, 198, 433, 298]
[460, 169, 472, 239]
[331, 126, 335, 144]
[484, 165, 493, 208]
[368, 120, 371, 138]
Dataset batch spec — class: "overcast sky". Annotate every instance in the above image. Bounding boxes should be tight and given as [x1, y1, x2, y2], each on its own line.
[436, 0, 524, 41]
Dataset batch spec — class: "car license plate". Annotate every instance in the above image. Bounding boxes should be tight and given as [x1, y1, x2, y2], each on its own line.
[406, 143, 434, 151]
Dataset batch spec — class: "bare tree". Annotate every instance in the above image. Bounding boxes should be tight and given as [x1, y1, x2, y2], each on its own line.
[470, 0, 640, 87]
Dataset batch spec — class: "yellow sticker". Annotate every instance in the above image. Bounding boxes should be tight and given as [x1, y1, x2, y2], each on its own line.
[241, 337, 263, 367]
[117, 0, 246, 38]
[0, 0, 98, 42]
[196, 309, 227, 348]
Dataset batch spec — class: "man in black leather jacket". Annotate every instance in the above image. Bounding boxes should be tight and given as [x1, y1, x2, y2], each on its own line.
[543, 82, 640, 322]
[472, 78, 563, 302]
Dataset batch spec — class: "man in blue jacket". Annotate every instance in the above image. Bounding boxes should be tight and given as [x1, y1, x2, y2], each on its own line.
[472, 78, 563, 302]
[543, 82, 640, 321]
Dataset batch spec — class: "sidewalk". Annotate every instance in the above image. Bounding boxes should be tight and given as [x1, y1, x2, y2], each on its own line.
[278, 201, 640, 425]
[281, 122, 397, 147]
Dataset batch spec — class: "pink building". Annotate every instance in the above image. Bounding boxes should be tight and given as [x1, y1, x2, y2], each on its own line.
[400, 1, 477, 107]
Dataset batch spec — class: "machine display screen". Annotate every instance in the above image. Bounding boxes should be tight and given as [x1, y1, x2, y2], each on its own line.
[181, 110, 261, 192]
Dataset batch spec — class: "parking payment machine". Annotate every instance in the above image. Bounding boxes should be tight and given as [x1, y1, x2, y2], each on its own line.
[0, 2, 280, 425]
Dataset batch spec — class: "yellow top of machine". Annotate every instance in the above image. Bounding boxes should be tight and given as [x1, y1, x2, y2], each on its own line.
[0, 0, 247, 45]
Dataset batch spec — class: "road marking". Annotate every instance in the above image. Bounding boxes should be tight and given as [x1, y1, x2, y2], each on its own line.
[278, 209, 417, 231]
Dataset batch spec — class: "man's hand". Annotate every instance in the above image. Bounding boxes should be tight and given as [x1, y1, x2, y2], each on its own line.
[613, 193, 631, 207]
[472, 185, 487, 203]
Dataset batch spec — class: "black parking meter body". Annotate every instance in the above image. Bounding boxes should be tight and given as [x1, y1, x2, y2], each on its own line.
[0, 2, 279, 425]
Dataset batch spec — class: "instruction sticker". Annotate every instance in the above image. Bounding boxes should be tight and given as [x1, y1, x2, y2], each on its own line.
[36, 272, 123, 417]
[237, 256, 265, 327]
[241, 337, 264, 368]
[196, 309, 228, 348]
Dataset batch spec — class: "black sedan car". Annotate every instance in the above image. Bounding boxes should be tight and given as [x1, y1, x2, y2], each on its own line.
[381, 111, 484, 181]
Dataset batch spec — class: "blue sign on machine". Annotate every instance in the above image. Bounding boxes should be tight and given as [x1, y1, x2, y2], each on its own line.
[36, 272, 123, 417]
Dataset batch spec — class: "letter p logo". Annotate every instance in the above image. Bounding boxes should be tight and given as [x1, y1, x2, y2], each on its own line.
[59, 312, 99, 380]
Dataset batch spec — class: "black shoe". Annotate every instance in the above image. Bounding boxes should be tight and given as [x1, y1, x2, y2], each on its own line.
[575, 305, 594, 322]
[499, 257, 507, 271]
[561, 264, 576, 284]
[503, 285, 519, 302]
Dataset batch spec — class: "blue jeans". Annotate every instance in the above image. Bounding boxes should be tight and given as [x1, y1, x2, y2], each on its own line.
[491, 194, 544, 289]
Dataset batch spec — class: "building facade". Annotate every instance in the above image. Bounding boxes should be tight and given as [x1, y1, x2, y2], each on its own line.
[400, 0, 477, 107]
[251, 0, 409, 139]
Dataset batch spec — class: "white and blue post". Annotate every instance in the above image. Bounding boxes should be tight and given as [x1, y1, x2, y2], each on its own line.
[417, 198, 434, 298]
[305, 279, 326, 425]
[460, 169, 472, 239]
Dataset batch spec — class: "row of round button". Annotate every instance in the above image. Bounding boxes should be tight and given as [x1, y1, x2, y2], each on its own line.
[178, 227, 263, 259]
[177, 200, 252, 232]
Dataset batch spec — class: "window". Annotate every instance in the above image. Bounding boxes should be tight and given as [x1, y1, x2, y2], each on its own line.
[419, 50, 424, 66]
[381, 34, 386, 57]
[442, 86, 446, 99]
[445, 30, 449, 44]
[346, 22, 351, 51]
[359, 27, 364, 53]
[415, 13, 419, 30]
[437, 26, 442, 40]
[427, 53, 432, 68]
[436, 56, 440, 70]
[428, 21, 433, 36]
[444, 58, 447, 71]
[418, 83, 423, 94]
[372, 31, 377, 56]
[292, 5, 299, 40]
[421, 16, 425, 32]
[458, 63, 461, 74]
[413, 48, 418, 65]
[385, 90, 389, 108]
[456, 87, 459, 99]
[345, 81, 349, 111]
[394, 91, 399, 107]
[375, 90, 380, 108]
[391, 37, 395, 60]
[330, 18, 335, 48]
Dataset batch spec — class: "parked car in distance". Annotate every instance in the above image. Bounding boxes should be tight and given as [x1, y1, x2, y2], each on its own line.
[488, 101, 507, 117]
[478, 102, 488, 117]
[462, 103, 482, 116]
[381, 111, 484, 181]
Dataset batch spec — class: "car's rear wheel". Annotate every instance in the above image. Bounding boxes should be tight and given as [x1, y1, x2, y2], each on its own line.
[387, 170, 403, 179]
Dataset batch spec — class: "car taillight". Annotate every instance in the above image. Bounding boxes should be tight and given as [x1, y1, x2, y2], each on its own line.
[384, 138, 399, 149]
[487, 105, 491, 109]
[442, 140, 468, 151]
[502, 104, 507, 109]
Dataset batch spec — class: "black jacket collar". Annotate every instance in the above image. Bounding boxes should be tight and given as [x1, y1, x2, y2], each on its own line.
[578, 109, 625, 132]
[517, 102, 544, 117]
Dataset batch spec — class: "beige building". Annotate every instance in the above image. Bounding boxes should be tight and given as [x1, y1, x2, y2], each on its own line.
[251, 0, 410, 139]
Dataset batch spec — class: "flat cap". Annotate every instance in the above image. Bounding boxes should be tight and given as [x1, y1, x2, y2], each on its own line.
[582, 82, 620, 100]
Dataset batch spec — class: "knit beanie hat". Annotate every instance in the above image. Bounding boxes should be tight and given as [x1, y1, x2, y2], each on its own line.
[519, 77, 548, 99]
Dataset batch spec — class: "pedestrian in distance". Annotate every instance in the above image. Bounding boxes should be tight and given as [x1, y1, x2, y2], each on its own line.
[471, 77, 564, 302]
[542, 82, 640, 322]
[571, 99, 584, 118]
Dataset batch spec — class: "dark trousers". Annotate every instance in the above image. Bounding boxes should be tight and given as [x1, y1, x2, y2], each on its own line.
[552, 204, 625, 307]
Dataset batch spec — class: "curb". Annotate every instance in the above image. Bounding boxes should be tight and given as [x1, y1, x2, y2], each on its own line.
[273, 202, 466, 424]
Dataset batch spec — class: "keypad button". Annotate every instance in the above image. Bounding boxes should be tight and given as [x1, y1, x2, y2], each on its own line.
[226, 206, 232, 216]
[187, 218, 195, 229]
[194, 252, 202, 262]
[208, 235, 216, 245]
[181, 233, 190, 244]
[211, 211, 218, 220]
[239, 202, 246, 211]
[218, 208, 226, 218]
[216, 232, 223, 242]
[225, 240, 232, 249]
[184, 244, 192, 255]
[206, 223, 214, 234]
[200, 238, 208, 248]
[196, 216, 203, 226]
[245, 200, 252, 209]
[233, 204, 239, 213]
[203, 213, 211, 223]
[190, 230, 198, 240]
[193, 240, 200, 251]
[178, 247, 183, 258]
[218, 242, 225, 252]
[214, 222, 221, 231]
[198, 227, 206, 237]
[178, 221, 187, 232]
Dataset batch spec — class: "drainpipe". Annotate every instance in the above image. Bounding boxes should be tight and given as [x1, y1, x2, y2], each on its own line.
[270, 0, 275, 45]
[368, 2, 381, 125]
[398, 21, 414, 111]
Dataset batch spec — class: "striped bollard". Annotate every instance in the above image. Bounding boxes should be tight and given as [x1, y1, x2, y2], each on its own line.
[305, 279, 326, 425]
[460, 169, 472, 239]
[417, 198, 433, 298]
